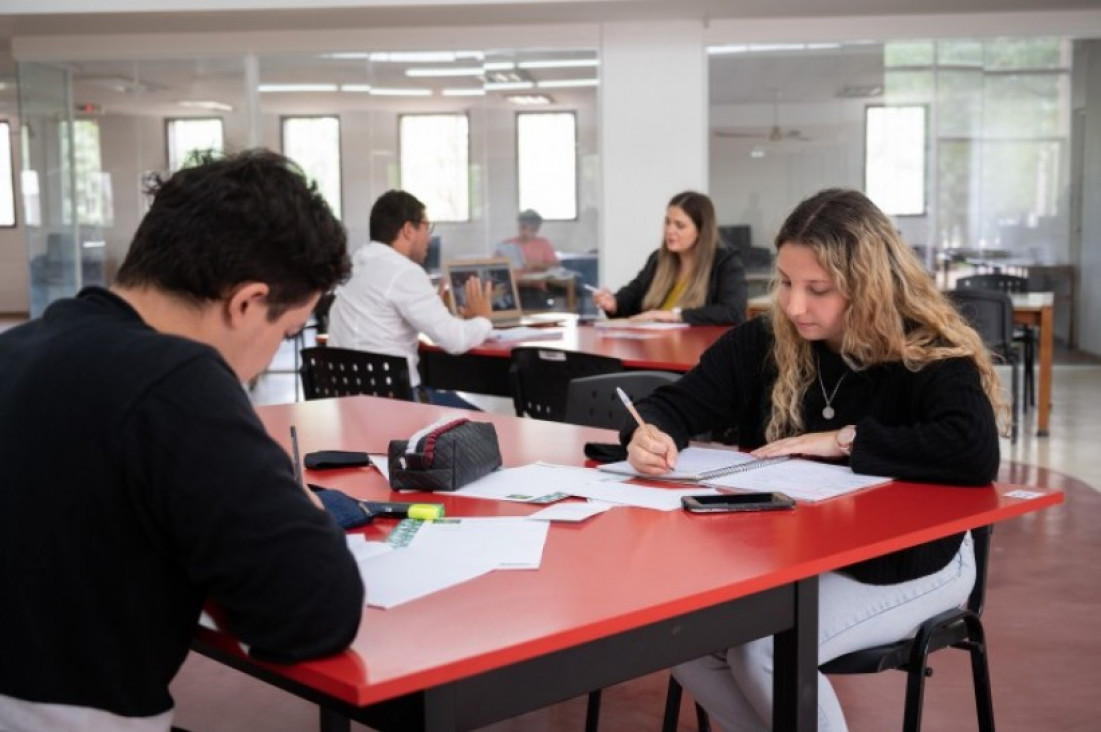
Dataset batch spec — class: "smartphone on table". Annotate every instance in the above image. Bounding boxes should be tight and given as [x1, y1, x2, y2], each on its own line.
[681, 492, 796, 513]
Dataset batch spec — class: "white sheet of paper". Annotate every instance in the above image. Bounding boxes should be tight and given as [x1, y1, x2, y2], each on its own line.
[599, 446, 757, 481]
[453, 463, 621, 503]
[525, 501, 614, 522]
[369, 453, 390, 481]
[487, 326, 564, 342]
[345, 535, 393, 563]
[358, 545, 497, 609]
[566, 480, 718, 511]
[705, 460, 890, 502]
[406, 517, 550, 570]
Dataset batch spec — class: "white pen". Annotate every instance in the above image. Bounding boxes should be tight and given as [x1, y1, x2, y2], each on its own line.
[583, 283, 600, 294]
[615, 387, 673, 469]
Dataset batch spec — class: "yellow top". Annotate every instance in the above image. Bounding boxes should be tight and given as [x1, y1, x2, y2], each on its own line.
[659, 278, 689, 311]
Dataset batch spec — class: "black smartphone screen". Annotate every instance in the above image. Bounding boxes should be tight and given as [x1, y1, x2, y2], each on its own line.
[681, 492, 795, 512]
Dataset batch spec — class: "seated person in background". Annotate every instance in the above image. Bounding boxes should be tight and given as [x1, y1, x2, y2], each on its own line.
[496, 208, 559, 273]
[622, 188, 1004, 732]
[0, 149, 364, 731]
[328, 189, 493, 407]
[591, 191, 747, 325]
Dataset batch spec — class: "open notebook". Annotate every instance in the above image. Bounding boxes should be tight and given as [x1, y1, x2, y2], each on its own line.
[598, 446, 892, 503]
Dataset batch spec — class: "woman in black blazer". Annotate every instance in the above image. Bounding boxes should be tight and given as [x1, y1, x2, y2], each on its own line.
[592, 191, 747, 326]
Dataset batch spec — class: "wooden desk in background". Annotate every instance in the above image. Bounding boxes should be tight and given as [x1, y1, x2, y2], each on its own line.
[419, 322, 730, 397]
[745, 293, 1055, 436]
[193, 396, 1062, 732]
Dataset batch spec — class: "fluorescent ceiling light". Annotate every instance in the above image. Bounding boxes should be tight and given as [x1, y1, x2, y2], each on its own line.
[536, 79, 598, 89]
[443, 88, 486, 97]
[369, 87, 433, 97]
[506, 94, 553, 106]
[258, 83, 338, 93]
[322, 52, 370, 60]
[405, 67, 483, 78]
[517, 59, 599, 70]
[486, 81, 534, 91]
[708, 42, 842, 55]
[484, 61, 516, 71]
[369, 51, 483, 64]
[177, 99, 234, 112]
[339, 84, 372, 93]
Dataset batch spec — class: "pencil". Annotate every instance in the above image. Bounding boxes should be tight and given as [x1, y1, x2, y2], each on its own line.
[615, 387, 672, 469]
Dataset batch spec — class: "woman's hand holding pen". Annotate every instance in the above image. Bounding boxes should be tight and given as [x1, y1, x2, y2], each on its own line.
[590, 286, 617, 314]
[626, 424, 679, 475]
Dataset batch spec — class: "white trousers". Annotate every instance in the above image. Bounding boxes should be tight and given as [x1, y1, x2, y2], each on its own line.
[673, 532, 976, 732]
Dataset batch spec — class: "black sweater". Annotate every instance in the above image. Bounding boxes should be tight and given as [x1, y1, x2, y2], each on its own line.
[622, 317, 1000, 584]
[612, 246, 747, 325]
[0, 288, 364, 718]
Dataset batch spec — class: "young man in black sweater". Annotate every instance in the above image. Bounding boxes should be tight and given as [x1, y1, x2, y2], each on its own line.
[0, 150, 364, 731]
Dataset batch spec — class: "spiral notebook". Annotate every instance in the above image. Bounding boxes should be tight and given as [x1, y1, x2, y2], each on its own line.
[597, 446, 892, 502]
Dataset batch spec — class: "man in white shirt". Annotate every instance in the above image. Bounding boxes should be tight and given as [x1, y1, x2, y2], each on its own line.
[328, 189, 493, 406]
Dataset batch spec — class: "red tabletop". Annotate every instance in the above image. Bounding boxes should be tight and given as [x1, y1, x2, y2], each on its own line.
[422, 321, 731, 372]
[196, 397, 1063, 712]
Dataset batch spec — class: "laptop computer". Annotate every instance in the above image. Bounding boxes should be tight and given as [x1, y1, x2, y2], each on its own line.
[443, 257, 526, 327]
[442, 257, 566, 328]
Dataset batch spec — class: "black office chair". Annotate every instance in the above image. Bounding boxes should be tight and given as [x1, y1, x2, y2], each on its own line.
[957, 273, 1034, 410]
[299, 346, 414, 401]
[949, 288, 1021, 443]
[661, 525, 995, 732]
[508, 347, 623, 421]
[563, 370, 679, 429]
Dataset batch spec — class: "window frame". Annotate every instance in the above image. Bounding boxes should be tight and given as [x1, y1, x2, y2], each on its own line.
[863, 103, 929, 218]
[164, 116, 225, 172]
[279, 114, 344, 219]
[398, 112, 472, 223]
[515, 110, 579, 222]
[0, 119, 15, 228]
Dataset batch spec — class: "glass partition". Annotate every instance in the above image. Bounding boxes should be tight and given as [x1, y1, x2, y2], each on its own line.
[17, 46, 599, 314]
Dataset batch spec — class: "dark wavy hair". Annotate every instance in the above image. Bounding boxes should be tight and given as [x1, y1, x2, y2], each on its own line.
[116, 148, 350, 319]
[370, 189, 426, 246]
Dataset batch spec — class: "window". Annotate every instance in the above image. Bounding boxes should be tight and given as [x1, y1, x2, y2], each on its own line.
[865, 105, 927, 216]
[517, 112, 577, 220]
[281, 116, 342, 218]
[166, 117, 224, 172]
[60, 119, 113, 227]
[399, 114, 469, 222]
[1, 120, 14, 227]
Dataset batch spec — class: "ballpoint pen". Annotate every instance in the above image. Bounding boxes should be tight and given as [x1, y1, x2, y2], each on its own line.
[615, 387, 673, 469]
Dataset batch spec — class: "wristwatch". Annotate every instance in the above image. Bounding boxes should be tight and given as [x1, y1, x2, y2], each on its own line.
[836, 424, 857, 456]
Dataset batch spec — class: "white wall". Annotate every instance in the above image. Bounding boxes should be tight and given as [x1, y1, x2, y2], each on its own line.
[598, 20, 708, 291]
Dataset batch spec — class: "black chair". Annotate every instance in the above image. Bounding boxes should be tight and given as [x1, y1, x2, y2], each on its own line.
[662, 526, 995, 732]
[298, 346, 413, 401]
[949, 288, 1021, 443]
[957, 273, 1034, 410]
[563, 370, 679, 429]
[508, 347, 623, 421]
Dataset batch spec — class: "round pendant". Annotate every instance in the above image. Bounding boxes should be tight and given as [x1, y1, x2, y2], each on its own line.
[822, 406, 835, 420]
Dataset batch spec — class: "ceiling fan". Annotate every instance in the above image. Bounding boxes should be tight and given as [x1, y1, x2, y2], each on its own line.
[713, 90, 813, 142]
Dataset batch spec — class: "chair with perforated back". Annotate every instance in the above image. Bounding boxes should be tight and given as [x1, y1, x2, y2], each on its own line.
[957, 273, 1034, 410]
[660, 525, 995, 732]
[508, 347, 624, 421]
[298, 346, 414, 401]
[564, 370, 680, 429]
[949, 288, 1021, 443]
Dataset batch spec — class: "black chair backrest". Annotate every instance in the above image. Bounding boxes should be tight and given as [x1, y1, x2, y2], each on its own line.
[299, 346, 413, 401]
[564, 370, 679, 429]
[948, 288, 1015, 359]
[509, 347, 624, 421]
[957, 273, 1029, 294]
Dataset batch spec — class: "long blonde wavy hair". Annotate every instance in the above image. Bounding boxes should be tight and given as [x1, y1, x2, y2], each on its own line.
[766, 188, 1008, 441]
[641, 191, 720, 311]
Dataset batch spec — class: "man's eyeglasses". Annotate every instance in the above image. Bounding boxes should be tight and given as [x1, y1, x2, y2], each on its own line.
[420, 219, 436, 235]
